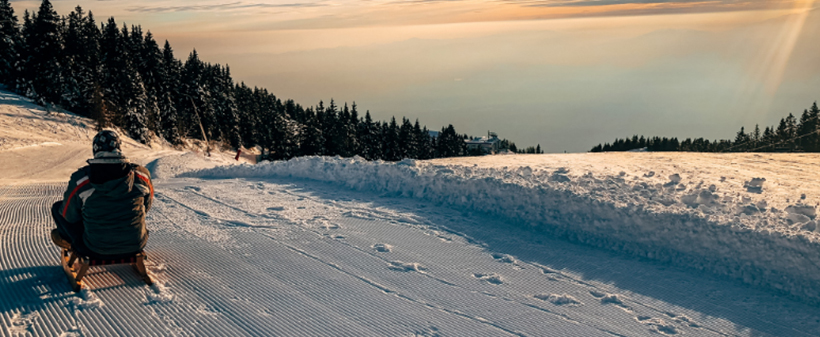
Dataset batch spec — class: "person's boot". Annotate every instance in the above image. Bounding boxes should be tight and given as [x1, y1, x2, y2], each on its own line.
[50, 229, 71, 249]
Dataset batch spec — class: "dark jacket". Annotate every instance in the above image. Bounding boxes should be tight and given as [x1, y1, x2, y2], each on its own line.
[61, 163, 153, 255]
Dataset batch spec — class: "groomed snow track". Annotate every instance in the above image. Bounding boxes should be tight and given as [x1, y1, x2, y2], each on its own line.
[2, 180, 820, 337]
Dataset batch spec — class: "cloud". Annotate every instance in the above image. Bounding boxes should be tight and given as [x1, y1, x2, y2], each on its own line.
[500, 0, 794, 9]
[515, 0, 680, 7]
[385, 0, 465, 4]
[126, 2, 327, 13]
[504, 0, 777, 7]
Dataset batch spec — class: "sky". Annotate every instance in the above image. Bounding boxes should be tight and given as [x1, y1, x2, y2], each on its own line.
[11, 0, 820, 152]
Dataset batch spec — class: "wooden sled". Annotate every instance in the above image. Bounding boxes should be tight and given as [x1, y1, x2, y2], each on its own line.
[60, 248, 154, 292]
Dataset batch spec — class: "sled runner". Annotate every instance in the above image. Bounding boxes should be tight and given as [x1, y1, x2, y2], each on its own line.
[60, 248, 153, 292]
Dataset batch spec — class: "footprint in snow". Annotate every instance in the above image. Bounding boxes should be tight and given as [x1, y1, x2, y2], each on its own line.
[534, 293, 583, 306]
[664, 312, 700, 328]
[437, 235, 453, 242]
[591, 290, 631, 311]
[473, 273, 504, 285]
[491, 253, 518, 264]
[145, 283, 174, 305]
[372, 243, 392, 252]
[388, 261, 426, 273]
[411, 326, 441, 337]
[266, 206, 285, 212]
[636, 316, 680, 335]
[8, 311, 38, 335]
[221, 220, 253, 228]
[319, 222, 340, 230]
[72, 289, 104, 310]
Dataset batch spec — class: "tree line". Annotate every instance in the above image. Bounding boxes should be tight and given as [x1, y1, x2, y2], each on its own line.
[590, 102, 820, 153]
[0, 0, 530, 161]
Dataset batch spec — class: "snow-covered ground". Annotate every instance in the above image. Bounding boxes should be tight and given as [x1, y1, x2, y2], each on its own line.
[188, 153, 820, 304]
[2, 90, 820, 336]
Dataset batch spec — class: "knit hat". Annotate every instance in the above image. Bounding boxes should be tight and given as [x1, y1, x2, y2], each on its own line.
[88, 130, 129, 164]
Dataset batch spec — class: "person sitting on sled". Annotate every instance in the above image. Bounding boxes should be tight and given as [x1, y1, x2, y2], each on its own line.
[50, 130, 153, 258]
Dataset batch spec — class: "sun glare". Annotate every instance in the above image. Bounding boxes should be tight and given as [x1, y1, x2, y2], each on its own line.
[761, 0, 815, 95]
[726, 0, 816, 122]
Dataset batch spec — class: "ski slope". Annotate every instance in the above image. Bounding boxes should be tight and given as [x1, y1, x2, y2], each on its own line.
[2, 90, 820, 336]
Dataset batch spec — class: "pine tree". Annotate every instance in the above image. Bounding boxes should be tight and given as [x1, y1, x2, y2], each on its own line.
[99, 17, 123, 123]
[0, 0, 20, 87]
[15, 10, 33, 95]
[155, 40, 181, 144]
[357, 111, 380, 160]
[808, 102, 820, 152]
[734, 126, 749, 152]
[347, 102, 360, 156]
[398, 117, 415, 159]
[213, 65, 241, 148]
[28, 0, 63, 105]
[90, 83, 108, 130]
[121, 73, 150, 144]
[383, 117, 401, 161]
[436, 124, 461, 158]
[321, 99, 340, 156]
[61, 6, 98, 115]
[784, 113, 797, 149]
[414, 120, 431, 159]
[762, 126, 774, 152]
[121, 62, 151, 144]
[234, 83, 259, 148]
[97, 20, 150, 143]
[299, 107, 324, 156]
[180, 50, 214, 141]
[136, 30, 163, 133]
[752, 124, 761, 150]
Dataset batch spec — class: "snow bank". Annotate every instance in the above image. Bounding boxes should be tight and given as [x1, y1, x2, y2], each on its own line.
[144, 152, 231, 180]
[184, 156, 820, 303]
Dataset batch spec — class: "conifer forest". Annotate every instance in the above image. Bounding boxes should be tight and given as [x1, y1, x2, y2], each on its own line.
[0, 0, 511, 160]
[590, 102, 820, 153]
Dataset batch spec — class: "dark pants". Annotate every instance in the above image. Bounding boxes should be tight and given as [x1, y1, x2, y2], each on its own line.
[51, 201, 100, 258]
[51, 201, 147, 259]
[52, 201, 84, 245]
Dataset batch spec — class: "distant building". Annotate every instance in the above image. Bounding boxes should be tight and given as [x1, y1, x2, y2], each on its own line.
[465, 131, 501, 154]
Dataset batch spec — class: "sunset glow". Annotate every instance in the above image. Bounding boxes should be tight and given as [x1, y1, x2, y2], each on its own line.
[11, 0, 819, 152]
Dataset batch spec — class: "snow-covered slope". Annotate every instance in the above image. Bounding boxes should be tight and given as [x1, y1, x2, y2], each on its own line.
[2, 89, 820, 337]
[0, 90, 251, 184]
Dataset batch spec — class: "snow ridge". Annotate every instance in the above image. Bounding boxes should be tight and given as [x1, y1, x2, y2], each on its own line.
[185, 156, 820, 304]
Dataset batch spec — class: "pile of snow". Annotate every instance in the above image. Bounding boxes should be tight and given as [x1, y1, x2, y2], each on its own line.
[185, 155, 820, 303]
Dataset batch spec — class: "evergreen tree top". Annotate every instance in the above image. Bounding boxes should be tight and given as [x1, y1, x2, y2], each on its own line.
[0, 0, 19, 32]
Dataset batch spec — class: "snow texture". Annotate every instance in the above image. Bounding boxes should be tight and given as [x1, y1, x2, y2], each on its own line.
[187, 155, 820, 303]
[3, 90, 820, 336]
